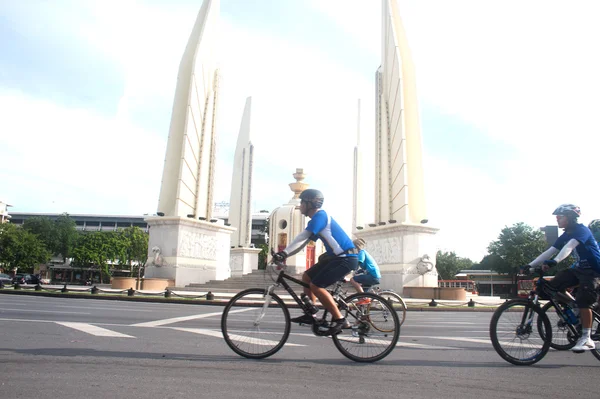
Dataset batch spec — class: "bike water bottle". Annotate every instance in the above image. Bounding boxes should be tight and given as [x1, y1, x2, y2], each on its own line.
[301, 293, 319, 314]
[564, 307, 578, 325]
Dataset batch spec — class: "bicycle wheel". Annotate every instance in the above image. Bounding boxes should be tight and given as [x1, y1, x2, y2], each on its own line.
[489, 299, 551, 366]
[378, 290, 407, 326]
[539, 302, 577, 350]
[332, 292, 400, 363]
[221, 288, 290, 359]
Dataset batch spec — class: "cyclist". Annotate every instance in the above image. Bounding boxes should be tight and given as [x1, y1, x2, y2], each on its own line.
[349, 238, 381, 305]
[273, 189, 358, 335]
[523, 204, 600, 352]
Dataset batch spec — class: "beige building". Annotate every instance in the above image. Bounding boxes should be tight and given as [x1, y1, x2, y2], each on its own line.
[0, 200, 11, 223]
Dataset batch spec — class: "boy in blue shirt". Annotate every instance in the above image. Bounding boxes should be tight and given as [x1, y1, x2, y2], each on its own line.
[524, 204, 600, 352]
[350, 238, 381, 305]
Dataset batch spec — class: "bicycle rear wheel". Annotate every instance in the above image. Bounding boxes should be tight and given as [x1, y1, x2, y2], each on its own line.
[378, 290, 407, 326]
[221, 288, 290, 359]
[332, 292, 400, 363]
[539, 302, 577, 350]
[489, 299, 551, 366]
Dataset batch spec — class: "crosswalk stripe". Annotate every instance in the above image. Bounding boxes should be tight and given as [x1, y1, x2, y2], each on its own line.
[56, 322, 135, 338]
[131, 308, 252, 327]
[172, 327, 306, 347]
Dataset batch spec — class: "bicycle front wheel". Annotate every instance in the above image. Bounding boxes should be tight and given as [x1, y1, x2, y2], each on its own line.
[589, 310, 600, 361]
[489, 299, 551, 366]
[539, 302, 577, 350]
[332, 292, 400, 363]
[221, 288, 290, 359]
[378, 290, 407, 326]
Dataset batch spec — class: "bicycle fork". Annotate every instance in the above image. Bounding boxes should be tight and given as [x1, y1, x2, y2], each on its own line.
[253, 285, 275, 326]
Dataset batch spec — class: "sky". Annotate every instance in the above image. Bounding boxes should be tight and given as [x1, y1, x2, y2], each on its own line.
[1, 0, 600, 262]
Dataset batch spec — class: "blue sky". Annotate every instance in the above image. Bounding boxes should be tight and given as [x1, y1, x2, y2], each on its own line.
[1, 0, 599, 262]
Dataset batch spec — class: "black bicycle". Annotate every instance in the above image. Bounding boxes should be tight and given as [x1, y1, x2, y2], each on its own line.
[489, 267, 600, 365]
[221, 259, 401, 362]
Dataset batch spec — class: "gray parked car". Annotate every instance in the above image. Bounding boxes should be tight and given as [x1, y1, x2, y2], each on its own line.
[0, 273, 12, 284]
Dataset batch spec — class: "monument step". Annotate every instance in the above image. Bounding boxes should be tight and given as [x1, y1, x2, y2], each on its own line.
[183, 270, 306, 293]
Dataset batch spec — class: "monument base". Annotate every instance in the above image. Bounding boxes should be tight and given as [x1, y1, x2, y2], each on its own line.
[355, 222, 439, 295]
[144, 216, 235, 287]
[230, 247, 261, 277]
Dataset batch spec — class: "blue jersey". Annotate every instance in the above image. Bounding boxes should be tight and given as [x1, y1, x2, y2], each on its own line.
[553, 223, 600, 273]
[357, 250, 381, 279]
[305, 210, 357, 257]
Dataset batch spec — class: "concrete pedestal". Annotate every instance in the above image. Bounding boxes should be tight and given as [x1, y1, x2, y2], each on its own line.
[355, 223, 439, 295]
[230, 247, 261, 277]
[144, 216, 235, 287]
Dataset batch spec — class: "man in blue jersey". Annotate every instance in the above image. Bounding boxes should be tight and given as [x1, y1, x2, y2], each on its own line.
[273, 189, 358, 335]
[349, 238, 381, 305]
[524, 204, 600, 352]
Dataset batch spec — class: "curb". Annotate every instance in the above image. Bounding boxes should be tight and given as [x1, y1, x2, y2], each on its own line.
[0, 288, 503, 311]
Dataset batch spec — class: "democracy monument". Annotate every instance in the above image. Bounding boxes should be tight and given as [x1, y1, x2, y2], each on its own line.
[144, 0, 441, 297]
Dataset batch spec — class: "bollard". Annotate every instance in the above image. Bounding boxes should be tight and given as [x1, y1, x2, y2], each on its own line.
[206, 291, 214, 301]
[14, 283, 21, 290]
[429, 298, 437, 307]
[61, 284, 68, 293]
[91, 286, 99, 294]
[468, 298, 475, 307]
[164, 289, 171, 298]
[35, 284, 42, 291]
[0, 280, 4, 289]
[128, 287, 135, 297]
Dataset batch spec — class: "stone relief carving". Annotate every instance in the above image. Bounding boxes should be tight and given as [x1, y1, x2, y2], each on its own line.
[367, 236, 403, 264]
[151, 246, 165, 267]
[179, 230, 218, 260]
[416, 254, 437, 276]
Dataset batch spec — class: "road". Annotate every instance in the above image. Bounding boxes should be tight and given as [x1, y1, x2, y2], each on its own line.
[0, 294, 598, 398]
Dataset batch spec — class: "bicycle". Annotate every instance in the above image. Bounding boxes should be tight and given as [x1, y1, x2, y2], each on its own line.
[221, 259, 401, 363]
[366, 285, 407, 327]
[489, 266, 600, 365]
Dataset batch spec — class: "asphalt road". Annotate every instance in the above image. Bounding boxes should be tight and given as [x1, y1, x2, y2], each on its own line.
[0, 294, 598, 399]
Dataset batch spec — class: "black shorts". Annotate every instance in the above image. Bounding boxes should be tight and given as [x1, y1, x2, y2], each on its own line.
[306, 256, 358, 288]
[549, 268, 600, 309]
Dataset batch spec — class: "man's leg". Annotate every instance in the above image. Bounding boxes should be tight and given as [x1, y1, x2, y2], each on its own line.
[301, 272, 315, 301]
[572, 271, 599, 352]
[310, 283, 342, 320]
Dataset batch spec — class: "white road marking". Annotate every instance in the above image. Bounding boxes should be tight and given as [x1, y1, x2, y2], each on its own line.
[55, 322, 135, 338]
[0, 309, 91, 315]
[402, 335, 492, 344]
[172, 327, 305, 347]
[396, 341, 460, 350]
[131, 308, 252, 327]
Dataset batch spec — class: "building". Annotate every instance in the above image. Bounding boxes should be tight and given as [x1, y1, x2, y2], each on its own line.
[0, 200, 11, 223]
[455, 269, 513, 297]
[10, 211, 268, 246]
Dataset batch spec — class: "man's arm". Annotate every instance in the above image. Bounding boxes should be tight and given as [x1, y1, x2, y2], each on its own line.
[281, 230, 313, 257]
[552, 238, 579, 263]
[529, 247, 559, 267]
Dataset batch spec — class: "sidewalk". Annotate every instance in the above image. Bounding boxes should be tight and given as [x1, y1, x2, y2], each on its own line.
[0, 283, 507, 310]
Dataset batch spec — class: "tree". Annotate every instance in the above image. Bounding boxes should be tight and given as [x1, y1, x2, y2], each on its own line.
[0, 223, 50, 273]
[54, 213, 78, 262]
[23, 216, 57, 254]
[71, 232, 122, 283]
[118, 227, 148, 277]
[436, 251, 474, 280]
[486, 222, 548, 296]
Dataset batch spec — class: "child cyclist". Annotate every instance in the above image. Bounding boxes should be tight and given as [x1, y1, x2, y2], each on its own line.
[349, 238, 382, 305]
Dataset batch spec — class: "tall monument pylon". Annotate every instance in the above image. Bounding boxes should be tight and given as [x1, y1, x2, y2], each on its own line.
[354, 0, 438, 296]
[145, 0, 235, 288]
[228, 97, 260, 276]
[157, 0, 220, 219]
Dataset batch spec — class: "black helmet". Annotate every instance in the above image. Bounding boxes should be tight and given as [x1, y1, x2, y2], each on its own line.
[552, 204, 581, 220]
[299, 189, 324, 209]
